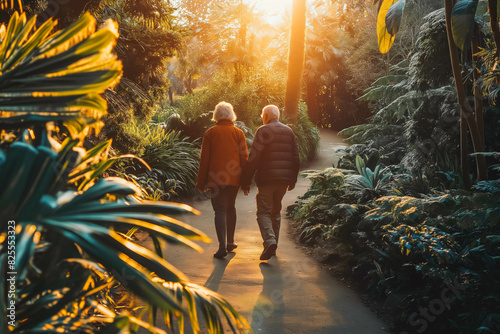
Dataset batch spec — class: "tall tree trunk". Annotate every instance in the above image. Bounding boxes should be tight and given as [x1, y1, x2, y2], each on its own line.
[472, 25, 485, 171]
[284, 0, 306, 124]
[444, 0, 486, 187]
[185, 76, 193, 94]
[168, 86, 175, 106]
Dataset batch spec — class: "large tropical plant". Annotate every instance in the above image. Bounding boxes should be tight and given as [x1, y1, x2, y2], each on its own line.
[0, 9, 248, 334]
[373, 0, 500, 187]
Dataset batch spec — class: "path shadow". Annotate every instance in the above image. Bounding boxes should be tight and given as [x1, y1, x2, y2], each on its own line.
[251, 259, 285, 333]
[203, 252, 235, 292]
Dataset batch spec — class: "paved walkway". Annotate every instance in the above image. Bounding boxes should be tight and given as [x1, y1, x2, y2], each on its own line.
[145, 129, 389, 333]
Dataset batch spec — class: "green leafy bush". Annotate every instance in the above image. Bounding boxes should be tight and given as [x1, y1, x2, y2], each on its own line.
[288, 165, 500, 333]
[391, 172, 432, 198]
[288, 103, 320, 165]
[122, 122, 200, 199]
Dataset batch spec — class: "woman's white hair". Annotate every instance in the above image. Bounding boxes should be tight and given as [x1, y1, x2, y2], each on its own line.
[261, 105, 280, 120]
[213, 101, 236, 122]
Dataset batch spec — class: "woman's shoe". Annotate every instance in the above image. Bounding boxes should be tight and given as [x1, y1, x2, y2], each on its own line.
[226, 243, 238, 252]
[213, 249, 227, 259]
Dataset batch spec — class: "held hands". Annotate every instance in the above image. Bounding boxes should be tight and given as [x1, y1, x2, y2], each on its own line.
[241, 186, 250, 196]
[195, 185, 209, 193]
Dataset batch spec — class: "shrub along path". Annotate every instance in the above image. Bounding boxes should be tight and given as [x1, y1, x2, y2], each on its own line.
[141, 129, 390, 333]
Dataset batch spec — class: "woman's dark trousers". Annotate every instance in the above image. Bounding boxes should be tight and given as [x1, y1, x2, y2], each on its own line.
[210, 185, 239, 251]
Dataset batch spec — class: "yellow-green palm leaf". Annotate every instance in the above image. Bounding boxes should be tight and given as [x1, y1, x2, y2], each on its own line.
[0, 11, 122, 124]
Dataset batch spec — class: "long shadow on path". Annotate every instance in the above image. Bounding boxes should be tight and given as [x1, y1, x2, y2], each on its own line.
[204, 253, 235, 292]
[251, 261, 285, 334]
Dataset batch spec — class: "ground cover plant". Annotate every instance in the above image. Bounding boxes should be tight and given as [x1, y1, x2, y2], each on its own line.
[288, 167, 500, 333]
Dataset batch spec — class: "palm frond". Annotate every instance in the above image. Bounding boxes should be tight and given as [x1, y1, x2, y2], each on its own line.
[0, 12, 122, 126]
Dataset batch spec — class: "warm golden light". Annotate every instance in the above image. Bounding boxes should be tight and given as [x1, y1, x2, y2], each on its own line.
[249, 0, 293, 23]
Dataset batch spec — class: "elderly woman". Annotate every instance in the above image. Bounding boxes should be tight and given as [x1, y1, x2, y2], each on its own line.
[195, 102, 248, 258]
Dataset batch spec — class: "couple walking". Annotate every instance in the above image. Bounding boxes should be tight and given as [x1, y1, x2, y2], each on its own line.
[195, 102, 300, 261]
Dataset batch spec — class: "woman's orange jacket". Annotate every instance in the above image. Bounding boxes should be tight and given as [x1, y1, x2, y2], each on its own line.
[195, 120, 248, 190]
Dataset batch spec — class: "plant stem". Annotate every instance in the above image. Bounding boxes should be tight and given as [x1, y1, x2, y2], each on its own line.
[444, 0, 487, 186]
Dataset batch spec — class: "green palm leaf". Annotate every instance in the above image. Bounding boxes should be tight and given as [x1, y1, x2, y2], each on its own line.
[0, 12, 122, 124]
[37, 219, 186, 313]
[52, 214, 204, 251]
[160, 281, 250, 334]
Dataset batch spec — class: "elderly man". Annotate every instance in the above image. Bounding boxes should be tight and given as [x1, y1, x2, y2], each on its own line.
[242, 105, 300, 261]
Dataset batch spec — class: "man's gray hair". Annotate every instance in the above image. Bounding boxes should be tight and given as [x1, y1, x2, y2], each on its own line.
[261, 105, 280, 120]
[213, 101, 236, 122]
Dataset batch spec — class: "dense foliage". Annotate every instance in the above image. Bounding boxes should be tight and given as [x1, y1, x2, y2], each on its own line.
[288, 167, 500, 333]
[0, 10, 248, 333]
[288, 4, 500, 334]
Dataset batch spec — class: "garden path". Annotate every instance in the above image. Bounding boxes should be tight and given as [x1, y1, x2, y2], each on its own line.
[143, 129, 390, 333]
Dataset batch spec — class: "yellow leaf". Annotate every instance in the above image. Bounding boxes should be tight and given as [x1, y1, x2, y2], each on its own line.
[377, 0, 398, 54]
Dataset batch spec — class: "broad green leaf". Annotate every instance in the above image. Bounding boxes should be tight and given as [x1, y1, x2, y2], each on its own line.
[451, 0, 479, 50]
[0, 149, 5, 170]
[355, 155, 365, 174]
[373, 164, 381, 179]
[386, 0, 406, 36]
[365, 167, 374, 181]
[68, 177, 138, 205]
[18, 146, 58, 220]
[377, 0, 399, 53]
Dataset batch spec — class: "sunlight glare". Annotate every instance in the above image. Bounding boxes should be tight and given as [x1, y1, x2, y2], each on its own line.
[249, 0, 293, 23]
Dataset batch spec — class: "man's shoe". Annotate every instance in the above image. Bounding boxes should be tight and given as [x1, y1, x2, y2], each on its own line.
[227, 243, 238, 252]
[213, 249, 227, 259]
[260, 243, 277, 261]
